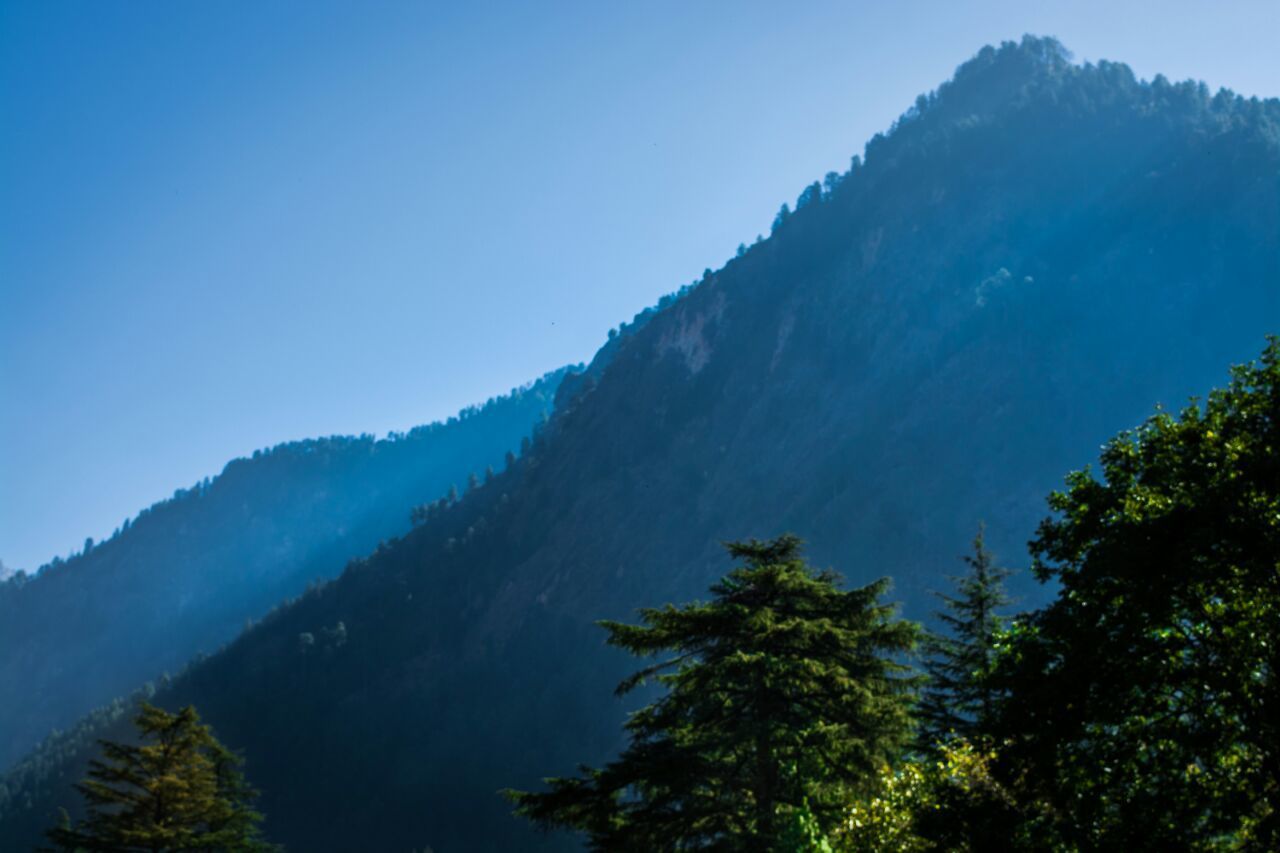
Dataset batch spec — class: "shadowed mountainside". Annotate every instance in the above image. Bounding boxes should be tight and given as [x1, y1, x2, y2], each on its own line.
[0, 369, 568, 772]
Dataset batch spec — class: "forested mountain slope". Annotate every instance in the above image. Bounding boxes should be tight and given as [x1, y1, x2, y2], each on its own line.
[3, 36, 1277, 851]
[0, 370, 567, 772]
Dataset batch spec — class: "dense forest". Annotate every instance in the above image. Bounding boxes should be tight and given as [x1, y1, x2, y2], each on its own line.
[506, 340, 1278, 850]
[0, 369, 568, 772]
[2, 36, 1277, 850]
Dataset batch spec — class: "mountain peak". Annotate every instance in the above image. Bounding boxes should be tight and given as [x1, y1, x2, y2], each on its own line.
[4, 39, 1278, 853]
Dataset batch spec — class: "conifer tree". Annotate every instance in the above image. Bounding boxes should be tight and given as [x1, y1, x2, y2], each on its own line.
[46, 703, 275, 852]
[506, 535, 921, 850]
[918, 524, 1012, 747]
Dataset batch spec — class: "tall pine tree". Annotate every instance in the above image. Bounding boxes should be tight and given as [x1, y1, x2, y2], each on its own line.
[506, 535, 921, 850]
[46, 703, 275, 852]
[918, 523, 1012, 747]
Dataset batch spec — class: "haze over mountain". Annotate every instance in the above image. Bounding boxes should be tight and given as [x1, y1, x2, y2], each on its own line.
[0, 370, 566, 771]
[2, 36, 1277, 851]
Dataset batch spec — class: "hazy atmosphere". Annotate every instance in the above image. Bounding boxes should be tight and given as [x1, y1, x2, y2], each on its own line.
[3, 0, 1276, 571]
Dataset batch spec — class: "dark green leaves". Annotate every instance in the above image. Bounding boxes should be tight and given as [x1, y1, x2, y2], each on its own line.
[990, 339, 1280, 850]
[507, 536, 920, 850]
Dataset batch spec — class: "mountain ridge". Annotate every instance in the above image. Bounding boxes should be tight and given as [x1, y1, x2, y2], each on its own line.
[0, 368, 571, 772]
[3, 35, 1277, 851]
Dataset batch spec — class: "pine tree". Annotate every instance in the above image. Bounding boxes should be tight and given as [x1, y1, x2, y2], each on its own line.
[46, 703, 275, 852]
[506, 535, 921, 850]
[918, 523, 1012, 747]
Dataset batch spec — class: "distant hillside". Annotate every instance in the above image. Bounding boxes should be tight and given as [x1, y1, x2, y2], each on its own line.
[3, 36, 1277, 851]
[0, 369, 569, 771]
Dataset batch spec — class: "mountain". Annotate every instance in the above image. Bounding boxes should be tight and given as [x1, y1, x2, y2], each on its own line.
[3, 36, 1277, 851]
[0, 369, 568, 772]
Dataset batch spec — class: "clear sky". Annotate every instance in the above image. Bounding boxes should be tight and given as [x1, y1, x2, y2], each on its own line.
[1, 0, 1277, 572]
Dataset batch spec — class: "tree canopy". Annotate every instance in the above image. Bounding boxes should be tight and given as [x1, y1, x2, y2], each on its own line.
[507, 535, 920, 850]
[918, 524, 1013, 747]
[46, 703, 275, 852]
[989, 338, 1280, 849]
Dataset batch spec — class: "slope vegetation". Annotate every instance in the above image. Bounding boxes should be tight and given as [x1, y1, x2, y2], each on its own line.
[3, 37, 1277, 851]
[0, 370, 567, 771]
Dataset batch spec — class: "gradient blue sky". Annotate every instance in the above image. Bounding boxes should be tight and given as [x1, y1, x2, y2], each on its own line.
[2, 0, 1277, 572]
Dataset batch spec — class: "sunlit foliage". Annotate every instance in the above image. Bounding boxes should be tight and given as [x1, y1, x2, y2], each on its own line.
[46, 703, 275, 852]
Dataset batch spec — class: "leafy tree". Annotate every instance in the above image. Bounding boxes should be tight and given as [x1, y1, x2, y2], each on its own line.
[831, 760, 932, 852]
[990, 339, 1280, 849]
[46, 703, 275, 852]
[918, 524, 1012, 747]
[506, 535, 921, 850]
[776, 800, 832, 852]
[838, 738, 1028, 853]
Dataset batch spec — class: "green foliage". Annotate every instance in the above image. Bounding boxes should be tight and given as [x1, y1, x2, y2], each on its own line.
[830, 760, 932, 852]
[46, 703, 275, 852]
[776, 800, 833, 852]
[918, 525, 1013, 746]
[507, 535, 921, 850]
[0, 684, 160, 842]
[990, 339, 1280, 849]
[817, 738, 1024, 853]
[6, 36, 1280, 852]
[912, 737, 1048, 852]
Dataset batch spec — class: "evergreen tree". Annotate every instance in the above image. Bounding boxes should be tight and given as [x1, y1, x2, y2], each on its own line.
[506, 535, 921, 850]
[796, 181, 822, 210]
[771, 203, 791, 233]
[46, 703, 275, 852]
[918, 524, 1012, 747]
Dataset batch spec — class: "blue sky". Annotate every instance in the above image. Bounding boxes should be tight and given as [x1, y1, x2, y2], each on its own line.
[2, 0, 1277, 571]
